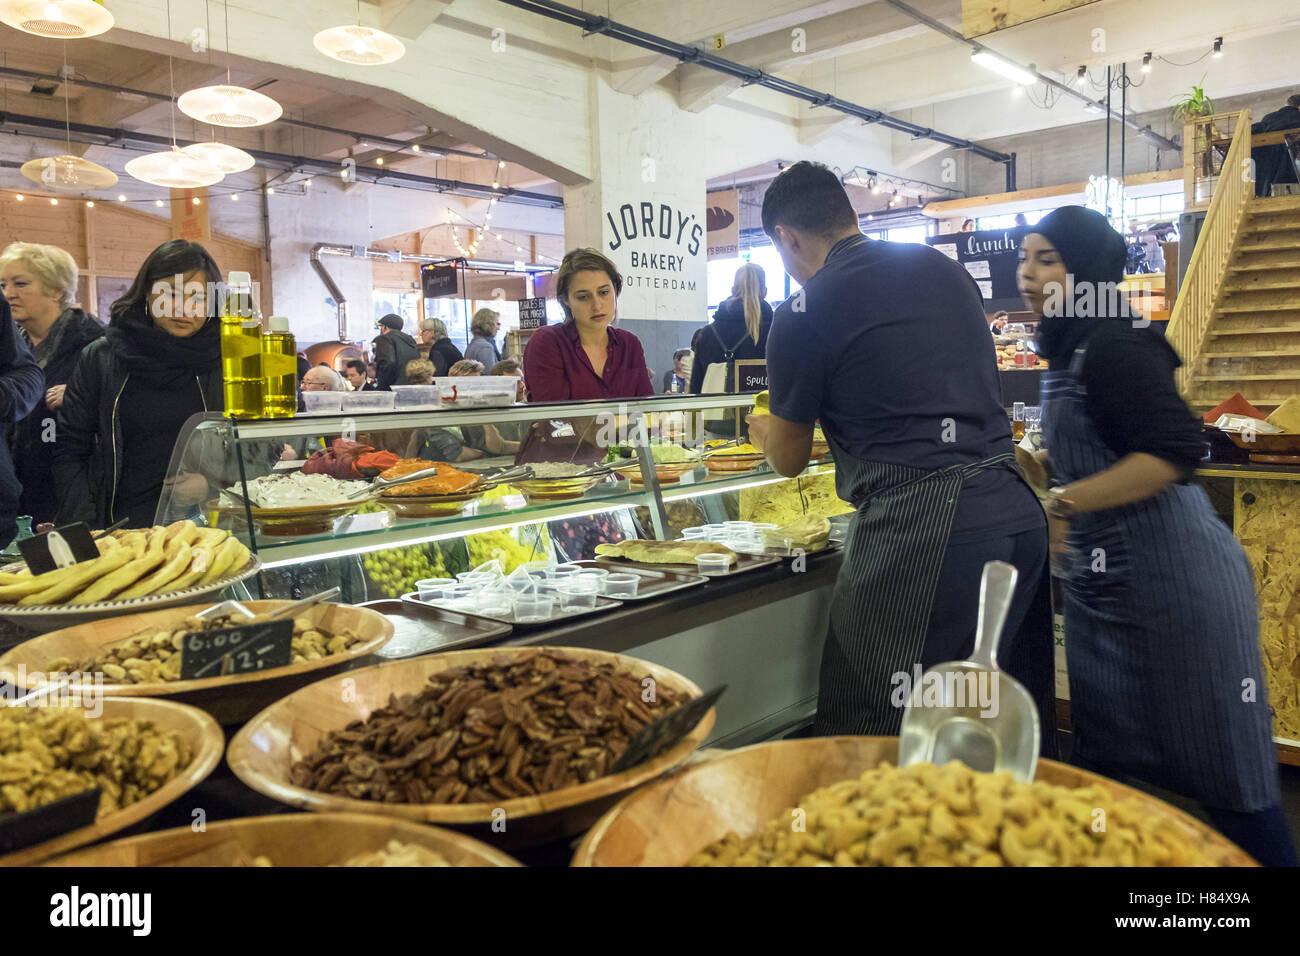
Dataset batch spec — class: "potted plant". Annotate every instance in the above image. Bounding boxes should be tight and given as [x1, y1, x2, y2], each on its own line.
[1171, 79, 1217, 193]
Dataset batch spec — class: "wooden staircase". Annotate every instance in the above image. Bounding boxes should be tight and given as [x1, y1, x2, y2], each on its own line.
[1184, 193, 1300, 415]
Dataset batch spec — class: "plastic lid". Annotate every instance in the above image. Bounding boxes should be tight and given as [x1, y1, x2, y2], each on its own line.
[227, 270, 252, 288]
[267, 315, 290, 332]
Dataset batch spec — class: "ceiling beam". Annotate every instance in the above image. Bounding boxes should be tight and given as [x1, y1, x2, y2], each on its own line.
[608, 51, 680, 95]
[375, 0, 454, 39]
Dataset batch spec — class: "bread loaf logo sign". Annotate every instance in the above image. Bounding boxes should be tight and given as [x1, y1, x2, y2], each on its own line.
[604, 201, 701, 291]
[706, 188, 739, 259]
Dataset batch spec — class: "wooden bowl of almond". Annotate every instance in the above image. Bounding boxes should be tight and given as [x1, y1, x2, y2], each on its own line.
[227, 647, 714, 847]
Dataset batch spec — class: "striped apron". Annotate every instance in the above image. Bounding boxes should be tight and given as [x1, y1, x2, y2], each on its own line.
[1043, 346, 1279, 811]
[811, 428, 1024, 737]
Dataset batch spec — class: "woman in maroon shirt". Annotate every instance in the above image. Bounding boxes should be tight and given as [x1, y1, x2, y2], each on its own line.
[518, 248, 653, 465]
[523, 248, 654, 401]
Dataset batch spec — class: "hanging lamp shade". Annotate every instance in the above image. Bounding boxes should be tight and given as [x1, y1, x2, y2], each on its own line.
[177, 84, 282, 128]
[19, 153, 117, 189]
[0, 0, 113, 38]
[125, 148, 224, 189]
[313, 24, 405, 65]
[181, 141, 255, 173]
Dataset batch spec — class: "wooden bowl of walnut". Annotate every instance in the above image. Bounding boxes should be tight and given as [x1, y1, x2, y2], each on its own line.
[41, 813, 521, 867]
[571, 737, 1257, 867]
[0, 601, 394, 726]
[226, 647, 713, 848]
[0, 697, 224, 866]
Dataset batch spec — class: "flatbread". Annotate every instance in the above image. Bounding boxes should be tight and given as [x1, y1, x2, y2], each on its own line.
[594, 540, 738, 565]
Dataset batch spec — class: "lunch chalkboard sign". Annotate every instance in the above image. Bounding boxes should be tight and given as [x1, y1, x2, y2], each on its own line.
[179, 619, 294, 680]
[926, 226, 1031, 312]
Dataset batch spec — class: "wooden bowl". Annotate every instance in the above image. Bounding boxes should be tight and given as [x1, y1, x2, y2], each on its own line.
[0, 697, 224, 866]
[0, 555, 263, 633]
[615, 462, 699, 485]
[41, 812, 522, 867]
[0, 601, 395, 726]
[572, 737, 1256, 867]
[379, 489, 488, 518]
[227, 646, 714, 848]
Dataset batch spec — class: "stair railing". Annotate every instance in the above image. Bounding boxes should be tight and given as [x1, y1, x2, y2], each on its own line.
[1168, 109, 1254, 394]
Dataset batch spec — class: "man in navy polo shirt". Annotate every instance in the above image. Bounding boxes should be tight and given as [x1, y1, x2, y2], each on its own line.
[746, 161, 1052, 742]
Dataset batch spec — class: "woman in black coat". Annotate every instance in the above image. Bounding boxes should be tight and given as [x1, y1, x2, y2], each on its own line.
[689, 262, 773, 394]
[54, 240, 227, 528]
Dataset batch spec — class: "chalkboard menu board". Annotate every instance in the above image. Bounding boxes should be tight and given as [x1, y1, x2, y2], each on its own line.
[179, 619, 294, 680]
[926, 227, 1031, 312]
[518, 297, 547, 330]
[421, 264, 460, 299]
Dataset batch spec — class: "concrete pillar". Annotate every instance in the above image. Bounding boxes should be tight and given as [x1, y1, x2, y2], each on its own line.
[562, 80, 709, 388]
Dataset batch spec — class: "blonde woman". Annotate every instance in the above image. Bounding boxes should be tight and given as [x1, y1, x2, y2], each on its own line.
[689, 261, 772, 394]
[463, 308, 501, 371]
[404, 358, 437, 385]
[0, 242, 104, 524]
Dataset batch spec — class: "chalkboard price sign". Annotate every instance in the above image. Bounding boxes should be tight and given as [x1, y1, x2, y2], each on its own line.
[179, 619, 294, 680]
[421, 264, 459, 299]
[518, 297, 548, 330]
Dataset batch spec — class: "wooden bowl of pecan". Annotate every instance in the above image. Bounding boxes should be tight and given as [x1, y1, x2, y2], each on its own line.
[226, 648, 713, 847]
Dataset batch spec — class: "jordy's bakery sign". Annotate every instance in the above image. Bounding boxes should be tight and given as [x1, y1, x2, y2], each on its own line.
[604, 201, 703, 292]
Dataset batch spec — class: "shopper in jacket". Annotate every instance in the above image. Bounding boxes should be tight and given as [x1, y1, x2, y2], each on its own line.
[342, 359, 375, 391]
[372, 314, 420, 389]
[422, 317, 462, 377]
[1020, 205, 1296, 866]
[1250, 92, 1300, 198]
[0, 242, 105, 525]
[689, 263, 773, 395]
[463, 308, 502, 371]
[0, 296, 43, 545]
[54, 240, 227, 528]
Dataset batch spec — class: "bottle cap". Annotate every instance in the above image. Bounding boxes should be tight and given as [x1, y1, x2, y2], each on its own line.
[227, 270, 252, 288]
[268, 316, 290, 332]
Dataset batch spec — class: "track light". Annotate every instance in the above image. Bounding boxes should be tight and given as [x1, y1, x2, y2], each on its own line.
[231, 193, 239, 201]
[1141, 52, 1152, 72]
[1212, 36, 1222, 58]
[1076, 66, 1087, 85]
[971, 49, 1037, 86]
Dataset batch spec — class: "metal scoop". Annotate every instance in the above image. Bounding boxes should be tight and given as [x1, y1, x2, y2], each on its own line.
[898, 560, 1040, 782]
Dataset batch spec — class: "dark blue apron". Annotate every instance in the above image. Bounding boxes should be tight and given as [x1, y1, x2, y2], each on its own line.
[1042, 344, 1279, 811]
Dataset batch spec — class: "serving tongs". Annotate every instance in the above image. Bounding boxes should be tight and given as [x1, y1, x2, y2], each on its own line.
[347, 465, 442, 500]
[194, 587, 341, 625]
[478, 464, 535, 489]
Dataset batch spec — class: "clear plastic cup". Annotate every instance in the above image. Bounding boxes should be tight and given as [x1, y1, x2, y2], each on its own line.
[475, 586, 515, 616]
[556, 579, 599, 609]
[680, 527, 708, 539]
[546, 564, 583, 582]
[700, 524, 726, 535]
[751, 523, 779, 531]
[440, 584, 478, 611]
[602, 573, 640, 598]
[415, 577, 456, 600]
[575, 568, 608, 586]
[513, 595, 554, 622]
[695, 553, 733, 574]
[457, 571, 495, 587]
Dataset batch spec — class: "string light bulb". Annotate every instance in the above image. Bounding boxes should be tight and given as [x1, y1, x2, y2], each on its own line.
[85, 200, 93, 207]
[155, 199, 164, 207]
[14, 194, 23, 201]
[49, 197, 58, 205]
[116, 194, 126, 202]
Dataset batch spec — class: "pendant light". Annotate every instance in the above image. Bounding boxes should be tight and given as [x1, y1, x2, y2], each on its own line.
[21, 55, 117, 190]
[0, 0, 113, 38]
[315, 1, 404, 65]
[181, 140, 255, 173]
[177, 2, 281, 128]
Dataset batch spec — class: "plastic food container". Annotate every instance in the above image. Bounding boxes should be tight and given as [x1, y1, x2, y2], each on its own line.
[415, 577, 456, 600]
[513, 595, 554, 622]
[556, 579, 599, 609]
[390, 384, 442, 410]
[457, 571, 498, 587]
[475, 587, 515, 616]
[342, 390, 396, 411]
[681, 527, 708, 540]
[302, 392, 343, 414]
[575, 568, 609, 585]
[602, 573, 640, 598]
[432, 376, 519, 409]
[545, 564, 583, 582]
[695, 553, 732, 574]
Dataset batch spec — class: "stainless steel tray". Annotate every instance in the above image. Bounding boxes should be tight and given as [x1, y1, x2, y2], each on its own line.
[357, 600, 513, 657]
[399, 592, 623, 630]
[571, 561, 708, 601]
[590, 552, 781, 578]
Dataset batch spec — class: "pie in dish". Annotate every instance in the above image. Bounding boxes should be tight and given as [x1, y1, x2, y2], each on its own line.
[595, 540, 737, 565]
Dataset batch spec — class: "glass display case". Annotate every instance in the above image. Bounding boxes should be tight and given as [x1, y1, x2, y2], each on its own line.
[155, 394, 847, 604]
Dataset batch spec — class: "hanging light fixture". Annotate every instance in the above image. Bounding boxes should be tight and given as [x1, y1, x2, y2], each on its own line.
[126, 148, 224, 189]
[22, 58, 118, 190]
[181, 140, 255, 173]
[0, 0, 113, 38]
[178, 84, 281, 128]
[178, 2, 281, 128]
[314, 24, 405, 65]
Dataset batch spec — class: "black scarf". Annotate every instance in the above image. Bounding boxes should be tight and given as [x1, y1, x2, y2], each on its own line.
[1030, 206, 1131, 367]
[105, 302, 221, 387]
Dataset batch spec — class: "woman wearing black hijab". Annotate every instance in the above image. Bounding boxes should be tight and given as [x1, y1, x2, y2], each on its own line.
[54, 240, 226, 528]
[1019, 206, 1296, 866]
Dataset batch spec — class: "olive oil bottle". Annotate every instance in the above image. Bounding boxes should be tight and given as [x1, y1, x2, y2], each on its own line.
[262, 316, 297, 419]
[221, 271, 264, 418]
